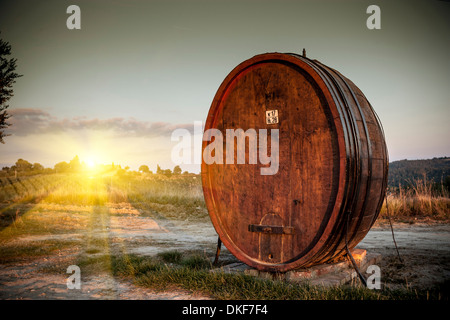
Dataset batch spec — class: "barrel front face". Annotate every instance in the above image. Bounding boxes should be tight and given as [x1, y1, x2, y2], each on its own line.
[202, 53, 387, 271]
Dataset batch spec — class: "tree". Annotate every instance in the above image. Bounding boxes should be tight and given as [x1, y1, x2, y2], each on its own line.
[15, 158, 32, 171]
[33, 163, 44, 171]
[163, 169, 172, 178]
[173, 165, 182, 175]
[69, 155, 81, 171]
[139, 165, 150, 173]
[54, 161, 70, 173]
[0, 33, 22, 144]
[156, 165, 163, 175]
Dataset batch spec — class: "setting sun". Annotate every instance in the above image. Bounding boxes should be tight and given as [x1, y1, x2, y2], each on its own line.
[82, 153, 102, 171]
[85, 158, 96, 169]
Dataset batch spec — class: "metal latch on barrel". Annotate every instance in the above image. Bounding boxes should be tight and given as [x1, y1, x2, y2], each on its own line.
[248, 224, 295, 235]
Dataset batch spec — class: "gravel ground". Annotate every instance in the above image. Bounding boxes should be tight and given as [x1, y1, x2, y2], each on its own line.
[0, 212, 449, 299]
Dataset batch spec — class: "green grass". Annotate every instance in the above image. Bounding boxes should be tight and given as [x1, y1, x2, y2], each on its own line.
[158, 250, 183, 264]
[0, 240, 79, 263]
[180, 254, 212, 270]
[110, 253, 445, 300]
[0, 174, 67, 203]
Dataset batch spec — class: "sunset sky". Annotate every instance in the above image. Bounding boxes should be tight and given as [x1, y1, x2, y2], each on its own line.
[0, 0, 449, 173]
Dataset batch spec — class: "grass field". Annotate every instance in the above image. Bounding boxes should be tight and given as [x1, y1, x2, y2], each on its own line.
[0, 170, 449, 300]
[2, 170, 448, 219]
[0, 171, 207, 233]
[381, 179, 449, 220]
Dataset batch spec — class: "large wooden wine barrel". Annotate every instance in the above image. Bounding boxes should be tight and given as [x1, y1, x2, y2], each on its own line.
[201, 52, 388, 272]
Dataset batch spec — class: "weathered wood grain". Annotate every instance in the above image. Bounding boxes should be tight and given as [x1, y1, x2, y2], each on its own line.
[201, 53, 388, 272]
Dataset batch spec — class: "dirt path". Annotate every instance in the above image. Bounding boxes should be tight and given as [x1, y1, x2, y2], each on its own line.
[0, 258, 209, 300]
[1, 210, 449, 299]
[358, 221, 450, 291]
[0, 209, 217, 300]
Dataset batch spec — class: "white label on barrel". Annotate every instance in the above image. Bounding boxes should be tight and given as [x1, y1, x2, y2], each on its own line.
[266, 110, 279, 124]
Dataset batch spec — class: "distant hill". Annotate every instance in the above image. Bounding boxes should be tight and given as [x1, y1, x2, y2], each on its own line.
[388, 157, 450, 189]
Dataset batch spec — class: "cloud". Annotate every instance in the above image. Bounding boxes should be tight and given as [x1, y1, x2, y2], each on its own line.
[7, 108, 194, 138]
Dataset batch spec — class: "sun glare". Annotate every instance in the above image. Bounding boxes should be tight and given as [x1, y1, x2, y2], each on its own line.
[85, 157, 97, 169]
[85, 157, 97, 170]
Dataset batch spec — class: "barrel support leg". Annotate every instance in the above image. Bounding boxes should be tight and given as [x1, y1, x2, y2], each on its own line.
[345, 212, 367, 287]
[213, 236, 222, 266]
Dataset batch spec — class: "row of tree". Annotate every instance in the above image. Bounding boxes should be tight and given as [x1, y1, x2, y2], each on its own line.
[139, 164, 186, 177]
[1, 156, 190, 177]
[2, 158, 47, 173]
[388, 157, 450, 191]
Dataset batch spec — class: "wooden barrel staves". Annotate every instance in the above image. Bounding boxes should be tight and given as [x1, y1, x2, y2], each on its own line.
[201, 52, 388, 272]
